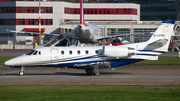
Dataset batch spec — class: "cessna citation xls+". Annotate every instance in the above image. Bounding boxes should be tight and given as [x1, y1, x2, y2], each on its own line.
[5, 20, 176, 76]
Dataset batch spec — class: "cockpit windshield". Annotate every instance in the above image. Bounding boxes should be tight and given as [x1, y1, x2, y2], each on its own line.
[26, 50, 39, 55]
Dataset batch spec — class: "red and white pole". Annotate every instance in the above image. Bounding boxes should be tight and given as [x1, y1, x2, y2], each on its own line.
[39, 0, 42, 45]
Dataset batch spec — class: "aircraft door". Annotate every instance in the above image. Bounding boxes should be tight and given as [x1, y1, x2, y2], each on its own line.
[51, 48, 58, 65]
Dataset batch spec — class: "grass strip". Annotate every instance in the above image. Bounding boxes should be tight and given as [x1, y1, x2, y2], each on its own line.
[0, 56, 15, 65]
[0, 85, 180, 101]
[132, 56, 180, 65]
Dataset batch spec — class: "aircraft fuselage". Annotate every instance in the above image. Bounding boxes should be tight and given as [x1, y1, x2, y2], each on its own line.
[76, 24, 103, 43]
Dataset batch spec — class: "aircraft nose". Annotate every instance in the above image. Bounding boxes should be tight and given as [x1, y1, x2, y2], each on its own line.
[79, 25, 82, 29]
[4, 59, 16, 66]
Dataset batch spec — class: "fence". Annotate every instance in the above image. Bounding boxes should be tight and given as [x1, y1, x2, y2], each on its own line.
[0, 44, 13, 49]
[15, 45, 33, 49]
[0, 44, 34, 49]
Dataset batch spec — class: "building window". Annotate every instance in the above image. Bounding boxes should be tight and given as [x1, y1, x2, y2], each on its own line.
[94, 9, 97, 14]
[0, 19, 16, 25]
[87, 9, 89, 14]
[111, 9, 114, 14]
[103, 9, 106, 14]
[90, 9, 93, 14]
[35, 19, 38, 25]
[134, 28, 156, 42]
[41, 7, 44, 13]
[115, 9, 119, 14]
[107, 9, 110, 14]
[99, 9, 102, 14]
[18, 7, 21, 13]
[123, 9, 126, 14]
[0, 7, 16, 13]
[18, 19, 21, 25]
[27, 7, 30, 13]
[27, 19, 30, 25]
[31, 19, 35, 25]
[22, 19, 25, 25]
[119, 9, 122, 14]
[3, 19, 53, 25]
[22, 7, 25, 13]
[64, 19, 135, 23]
[36, 7, 39, 13]
[64, 8, 137, 15]
[31, 7, 35, 13]
[11, 7, 53, 13]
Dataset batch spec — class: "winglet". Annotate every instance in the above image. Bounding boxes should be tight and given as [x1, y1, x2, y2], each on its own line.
[162, 20, 175, 24]
[80, 0, 84, 24]
[6, 28, 8, 32]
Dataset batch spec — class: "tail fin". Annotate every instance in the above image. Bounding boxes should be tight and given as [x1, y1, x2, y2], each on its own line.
[80, 0, 84, 24]
[144, 20, 175, 51]
[131, 20, 175, 60]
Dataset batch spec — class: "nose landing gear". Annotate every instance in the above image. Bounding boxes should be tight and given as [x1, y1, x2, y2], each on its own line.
[19, 67, 26, 76]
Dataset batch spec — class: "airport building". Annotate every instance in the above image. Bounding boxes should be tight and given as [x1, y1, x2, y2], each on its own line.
[0, 1, 140, 44]
[105, 0, 180, 21]
[0, 0, 180, 47]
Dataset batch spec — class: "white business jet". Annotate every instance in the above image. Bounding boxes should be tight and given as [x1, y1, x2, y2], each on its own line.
[5, 20, 176, 76]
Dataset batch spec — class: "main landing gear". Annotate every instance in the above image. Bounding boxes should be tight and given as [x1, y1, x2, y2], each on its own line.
[19, 67, 26, 76]
[85, 65, 100, 76]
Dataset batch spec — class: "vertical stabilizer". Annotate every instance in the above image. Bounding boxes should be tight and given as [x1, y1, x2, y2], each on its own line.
[80, 0, 84, 24]
[144, 20, 175, 51]
[130, 20, 176, 60]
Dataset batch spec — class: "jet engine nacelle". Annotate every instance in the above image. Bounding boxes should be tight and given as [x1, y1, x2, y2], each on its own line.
[102, 46, 135, 58]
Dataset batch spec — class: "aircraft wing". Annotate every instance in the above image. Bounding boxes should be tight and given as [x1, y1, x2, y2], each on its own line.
[98, 25, 111, 28]
[7, 29, 60, 36]
[97, 32, 153, 40]
[52, 25, 77, 30]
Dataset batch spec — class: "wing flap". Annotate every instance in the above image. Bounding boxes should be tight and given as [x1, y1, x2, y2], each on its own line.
[7, 29, 60, 36]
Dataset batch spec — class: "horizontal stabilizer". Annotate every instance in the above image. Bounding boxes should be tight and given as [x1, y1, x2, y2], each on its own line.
[131, 55, 158, 60]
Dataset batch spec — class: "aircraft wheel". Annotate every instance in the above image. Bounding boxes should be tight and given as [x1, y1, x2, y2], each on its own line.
[19, 71, 24, 76]
[94, 71, 100, 76]
[85, 69, 92, 75]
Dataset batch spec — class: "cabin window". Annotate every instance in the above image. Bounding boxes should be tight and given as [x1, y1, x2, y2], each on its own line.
[77, 50, 80, 54]
[33, 51, 38, 55]
[95, 50, 98, 54]
[39, 51, 41, 55]
[26, 50, 35, 55]
[85, 50, 89, 54]
[61, 51, 64, 55]
[69, 50, 72, 55]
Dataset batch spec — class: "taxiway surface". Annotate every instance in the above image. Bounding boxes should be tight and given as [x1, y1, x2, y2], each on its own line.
[0, 65, 180, 85]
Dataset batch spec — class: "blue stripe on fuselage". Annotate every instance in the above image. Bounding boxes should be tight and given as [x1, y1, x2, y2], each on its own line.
[52, 58, 142, 68]
[138, 50, 166, 53]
